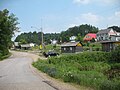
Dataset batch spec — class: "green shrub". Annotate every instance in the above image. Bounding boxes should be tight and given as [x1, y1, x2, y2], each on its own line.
[109, 45, 120, 63]
[33, 51, 120, 90]
[78, 61, 110, 72]
[100, 80, 120, 90]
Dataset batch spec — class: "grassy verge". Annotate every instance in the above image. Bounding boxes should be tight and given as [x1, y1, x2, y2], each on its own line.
[0, 53, 12, 61]
[33, 51, 120, 90]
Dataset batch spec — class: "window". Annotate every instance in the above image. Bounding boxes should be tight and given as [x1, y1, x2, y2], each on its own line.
[64, 48, 66, 50]
[70, 47, 72, 51]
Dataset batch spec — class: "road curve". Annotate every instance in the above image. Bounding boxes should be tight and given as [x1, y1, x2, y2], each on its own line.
[0, 51, 56, 90]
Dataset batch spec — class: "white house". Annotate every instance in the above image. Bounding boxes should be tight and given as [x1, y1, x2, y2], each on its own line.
[97, 29, 120, 41]
[30, 43, 35, 47]
[70, 36, 76, 42]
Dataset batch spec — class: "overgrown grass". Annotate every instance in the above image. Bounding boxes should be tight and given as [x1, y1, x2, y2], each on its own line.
[43, 44, 61, 53]
[0, 52, 12, 61]
[33, 51, 120, 90]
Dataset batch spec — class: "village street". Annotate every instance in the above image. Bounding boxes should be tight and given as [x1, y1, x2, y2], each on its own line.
[0, 51, 56, 90]
[0, 51, 80, 90]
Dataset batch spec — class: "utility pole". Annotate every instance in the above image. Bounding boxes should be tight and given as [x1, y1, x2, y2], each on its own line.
[31, 24, 44, 49]
[41, 27, 43, 47]
[41, 19, 43, 47]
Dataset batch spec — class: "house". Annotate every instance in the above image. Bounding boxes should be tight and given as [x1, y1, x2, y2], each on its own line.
[61, 42, 83, 53]
[21, 44, 31, 50]
[96, 28, 119, 41]
[70, 36, 76, 42]
[110, 35, 120, 41]
[83, 33, 96, 42]
[100, 41, 120, 52]
[14, 42, 21, 49]
[30, 43, 35, 47]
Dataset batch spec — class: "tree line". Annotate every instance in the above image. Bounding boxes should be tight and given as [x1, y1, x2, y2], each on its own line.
[15, 32, 60, 45]
[15, 24, 99, 44]
[15, 25, 120, 45]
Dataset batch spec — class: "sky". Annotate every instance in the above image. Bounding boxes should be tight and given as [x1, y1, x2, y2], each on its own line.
[0, 0, 120, 39]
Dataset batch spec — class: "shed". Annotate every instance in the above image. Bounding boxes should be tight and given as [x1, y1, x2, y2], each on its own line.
[21, 44, 31, 50]
[14, 42, 21, 49]
[61, 42, 83, 53]
[100, 41, 120, 52]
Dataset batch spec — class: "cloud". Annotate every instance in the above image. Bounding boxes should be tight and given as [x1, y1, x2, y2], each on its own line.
[115, 11, 120, 17]
[66, 13, 100, 30]
[81, 13, 99, 23]
[73, 0, 90, 4]
[73, 0, 120, 5]
[102, 0, 120, 4]
[107, 11, 120, 26]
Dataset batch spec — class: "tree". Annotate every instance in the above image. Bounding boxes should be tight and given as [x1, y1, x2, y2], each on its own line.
[0, 9, 19, 55]
[108, 26, 120, 32]
[19, 39, 27, 44]
[91, 38, 95, 43]
[75, 34, 83, 42]
[110, 45, 120, 63]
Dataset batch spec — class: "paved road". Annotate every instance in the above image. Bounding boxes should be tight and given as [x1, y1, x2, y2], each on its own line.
[0, 51, 56, 90]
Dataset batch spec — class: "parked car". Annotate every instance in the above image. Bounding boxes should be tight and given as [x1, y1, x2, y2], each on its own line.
[43, 51, 59, 57]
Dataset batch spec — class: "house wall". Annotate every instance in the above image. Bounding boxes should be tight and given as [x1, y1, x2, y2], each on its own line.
[61, 46, 76, 53]
[102, 43, 115, 52]
[97, 33, 109, 41]
[97, 29, 116, 41]
[75, 46, 83, 52]
[61, 46, 83, 53]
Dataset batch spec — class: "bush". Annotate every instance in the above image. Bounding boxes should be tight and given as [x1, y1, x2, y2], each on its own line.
[100, 80, 120, 90]
[33, 51, 120, 90]
[78, 61, 110, 73]
[110, 45, 120, 63]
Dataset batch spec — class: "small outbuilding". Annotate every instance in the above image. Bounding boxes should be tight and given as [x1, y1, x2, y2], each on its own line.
[14, 42, 21, 49]
[61, 42, 83, 53]
[100, 41, 120, 52]
[21, 44, 31, 50]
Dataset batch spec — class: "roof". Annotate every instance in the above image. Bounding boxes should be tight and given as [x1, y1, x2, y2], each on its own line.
[97, 29, 112, 34]
[61, 42, 81, 47]
[83, 33, 96, 41]
[99, 41, 120, 43]
[87, 33, 96, 38]
[14, 42, 19, 46]
[21, 44, 31, 47]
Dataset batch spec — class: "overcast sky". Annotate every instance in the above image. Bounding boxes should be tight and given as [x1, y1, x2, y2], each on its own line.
[0, 0, 120, 38]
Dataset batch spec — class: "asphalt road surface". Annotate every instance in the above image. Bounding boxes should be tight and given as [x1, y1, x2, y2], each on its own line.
[0, 51, 56, 90]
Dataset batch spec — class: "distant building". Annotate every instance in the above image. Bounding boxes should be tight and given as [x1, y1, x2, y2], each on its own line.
[83, 33, 96, 42]
[61, 42, 83, 53]
[51, 39, 57, 45]
[21, 44, 31, 50]
[30, 43, 35, 47]
[70, 36, 76, 42]
[100, 41, 120, 52]
[14, 42, 21, 49]
[96, 28, 120, 41]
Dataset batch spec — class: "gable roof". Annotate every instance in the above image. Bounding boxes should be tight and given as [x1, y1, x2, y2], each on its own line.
[97, 29, 112, 34]
[21, 44, 31, 48]
[86, 33, 96, 38]
[61, 42, 82, 47]
[14, 42, 19, 46]
[83, 33, 96, 41]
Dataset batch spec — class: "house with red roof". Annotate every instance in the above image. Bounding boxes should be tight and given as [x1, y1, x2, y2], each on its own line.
[83, 33, 96, 42]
